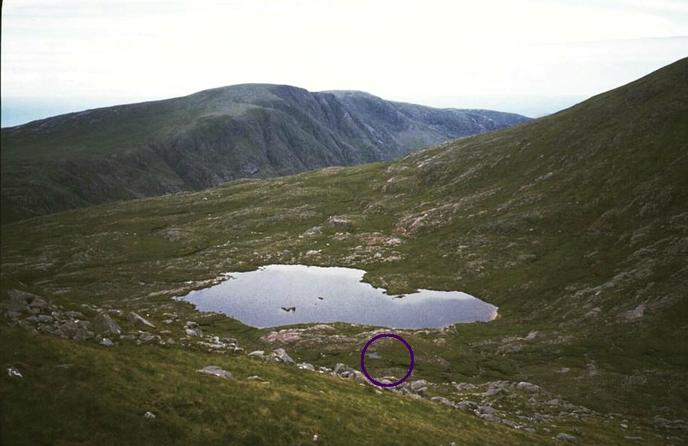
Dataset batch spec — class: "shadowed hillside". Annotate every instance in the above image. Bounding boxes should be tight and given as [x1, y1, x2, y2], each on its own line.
[0, 85, 529, 223]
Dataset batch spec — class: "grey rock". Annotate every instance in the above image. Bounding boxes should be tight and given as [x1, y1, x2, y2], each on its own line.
[479, 413, 502, 423]
[100, 338, 114, 347]
[410, 379, 428, 392]
[197, 366, 233, 379]
[7, 367, 23, 378]
[29, 296, 50, 311]
[297, 362, 315, 371]
[456, 401, 477, 411]
[94, 313, 122, 335]
[515, 381, 541, 393]
[144, 411, 156, 419]
[248, 350, 265, 359]
[483, 381, 510, 397]
[431, 396, 455, 407]
[272, 348, 294, 364]
[478, 405, 496, 415]
[6, 289, 38, 307]
[37, 314, 53, 323]
[128, 312, 155, 328]
[185, 328, 201, 337]
[555, 433, 577, 442]
[138, 332, 159, 344]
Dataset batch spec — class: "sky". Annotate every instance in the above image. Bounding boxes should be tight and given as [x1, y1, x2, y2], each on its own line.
[1, 0, 687, 126]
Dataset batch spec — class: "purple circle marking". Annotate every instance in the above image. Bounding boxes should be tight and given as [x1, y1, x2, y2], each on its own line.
[360, 332, 415, 387]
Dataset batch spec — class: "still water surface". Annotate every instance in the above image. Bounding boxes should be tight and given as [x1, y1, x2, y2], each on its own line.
[180, 264, 498, 329]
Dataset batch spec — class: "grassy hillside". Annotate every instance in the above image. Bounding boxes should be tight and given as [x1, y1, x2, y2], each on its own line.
[0, 85, 528, 223]
[1, 59, 687, 444]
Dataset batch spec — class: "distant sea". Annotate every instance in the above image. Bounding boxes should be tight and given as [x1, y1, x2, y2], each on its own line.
[1, 97, 141, 127]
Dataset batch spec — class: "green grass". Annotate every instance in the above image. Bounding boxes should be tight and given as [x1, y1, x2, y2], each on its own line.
[1, 326, 550, 446]
[1, 59, 687, 444]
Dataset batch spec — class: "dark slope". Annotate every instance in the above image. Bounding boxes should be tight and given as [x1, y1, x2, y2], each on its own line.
[0, 85, 529, 222]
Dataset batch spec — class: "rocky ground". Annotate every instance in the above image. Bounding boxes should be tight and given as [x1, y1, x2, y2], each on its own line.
[4, 287, 685, 444]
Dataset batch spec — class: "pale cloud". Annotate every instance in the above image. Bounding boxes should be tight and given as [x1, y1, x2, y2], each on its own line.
[1, 0, 687, 122]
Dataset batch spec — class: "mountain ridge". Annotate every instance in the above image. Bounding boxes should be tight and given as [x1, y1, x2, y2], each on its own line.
[0, 84, 529, 223]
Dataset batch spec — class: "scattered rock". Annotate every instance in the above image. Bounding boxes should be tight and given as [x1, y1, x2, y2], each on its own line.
[93, 313, 122, 335]
[185, 328, 201, 337]
[29, 296, 50, 311]
[478, 405, 496, 415]
[524, 331, 538, 340]
[410, 379, 428, 393]
[297, 362, 315, 371]
[327, 215, 354, 229]
[248, 350, 265, 359]
[483, 381, 510, 397]
[272, 348, 295, 364]
[100, 338, 114, 347]
[144, 411, 156, 419]
[555, 433, 577, 442]
[479, 413, 502, 423]
[515, 381, 541, 393]
[7, 367, 23, 378]
[128, 312, 155, 328]
[138, 332, 160, 344]
[431, 396, 455, 407]
[197, 366, 233, 379]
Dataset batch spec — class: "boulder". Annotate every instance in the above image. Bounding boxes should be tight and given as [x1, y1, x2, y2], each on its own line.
[297, 362, 315, 371]
[185, 328, 201, 337]
[138, 332, 159, 344]
[197, 366, 233, 379]
[28, 296, 50, 311]
[272, 348, 295, 364]
[515, 381, 541, 393]
[410, 379, 428, 393]
[555, 433, 577, 442]
[248, 350, 265, 359]
[100, 338, 114, 347]
[478, 405, 496, 415]
[94, 313, 122, 335]
[128, 312, 155, 328]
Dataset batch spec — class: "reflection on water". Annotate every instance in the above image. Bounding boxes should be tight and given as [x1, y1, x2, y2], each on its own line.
[179, 264, 498, 329]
